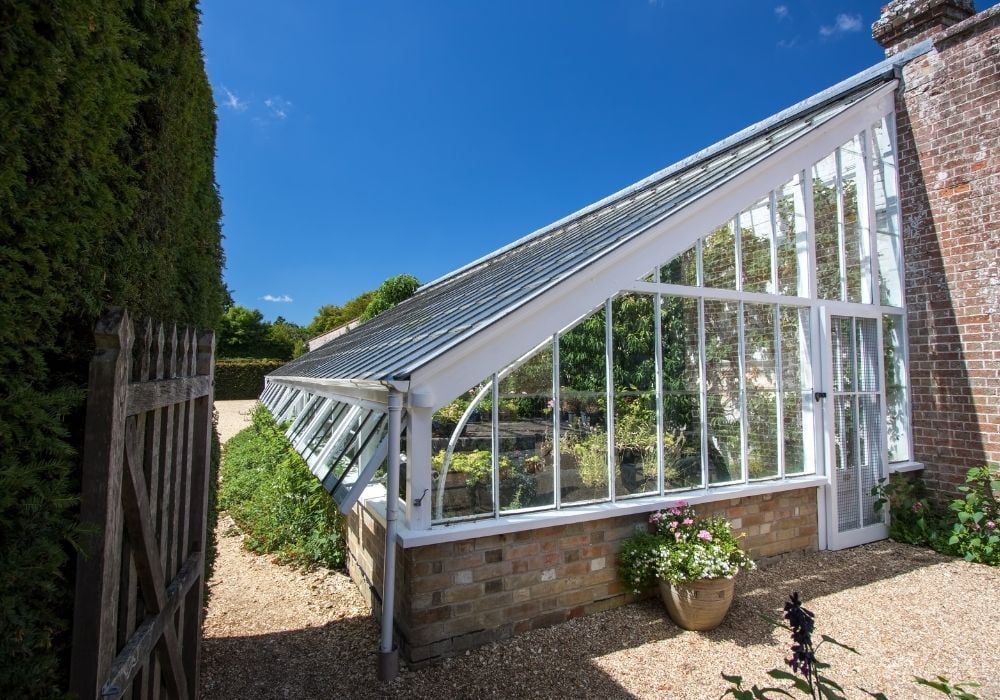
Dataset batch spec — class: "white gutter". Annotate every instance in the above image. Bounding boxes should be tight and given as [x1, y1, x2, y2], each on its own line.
[378, 388, 403, 681]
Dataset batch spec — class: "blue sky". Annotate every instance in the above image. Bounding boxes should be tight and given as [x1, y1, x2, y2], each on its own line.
[199, 1, 973, 326]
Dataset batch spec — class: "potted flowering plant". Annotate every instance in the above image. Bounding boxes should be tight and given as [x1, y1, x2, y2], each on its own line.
[618, 502, 755, 630]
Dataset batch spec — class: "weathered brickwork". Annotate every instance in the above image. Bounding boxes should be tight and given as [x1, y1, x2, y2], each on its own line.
[347, 488, 818, 666]
[887, 4, 1000, 499]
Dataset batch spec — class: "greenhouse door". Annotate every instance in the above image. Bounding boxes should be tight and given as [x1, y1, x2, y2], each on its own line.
[821, 311, 889, 550]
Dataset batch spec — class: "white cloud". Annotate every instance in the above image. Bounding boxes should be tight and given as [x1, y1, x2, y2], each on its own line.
[220, 86, 247, 112]
[774, 5, 789, 20]
[820, 13, 863, 36]
[777, 36, 799, 49]
[264, 97, 291, 120]
[261, 294, 293, 303]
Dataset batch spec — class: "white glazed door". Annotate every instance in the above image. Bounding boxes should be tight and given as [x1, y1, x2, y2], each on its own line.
[823, 311, 889, 550]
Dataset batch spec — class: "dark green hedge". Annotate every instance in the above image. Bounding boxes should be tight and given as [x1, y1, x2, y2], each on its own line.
[215, 359, 285, 400]
[0, 1, 224, 694]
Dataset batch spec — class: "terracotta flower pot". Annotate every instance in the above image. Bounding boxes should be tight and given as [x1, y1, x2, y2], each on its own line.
[658, 576, 736, 631]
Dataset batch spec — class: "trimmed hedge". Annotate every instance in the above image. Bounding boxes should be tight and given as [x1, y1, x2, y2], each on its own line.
[0, 1, 224, 693]
[215, 359, 285, 400]
[219, 405, 345, 569]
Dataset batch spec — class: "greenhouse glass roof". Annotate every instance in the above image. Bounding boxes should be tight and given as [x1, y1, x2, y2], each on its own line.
[271, 43, 928, 389]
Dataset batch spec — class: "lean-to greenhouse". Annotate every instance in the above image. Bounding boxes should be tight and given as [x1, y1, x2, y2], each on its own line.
[260, 36, 951, 673]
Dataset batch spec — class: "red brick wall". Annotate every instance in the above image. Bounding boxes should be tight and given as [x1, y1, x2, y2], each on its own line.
[348, 488, 818, 666]
[891, 7, 1000, 499]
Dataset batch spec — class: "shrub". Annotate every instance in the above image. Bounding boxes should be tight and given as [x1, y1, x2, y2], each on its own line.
[215, 359, 286, 400]
[872, 475, 951, 549]
[946, 465, 999, 566]
[219, 405, 345, 569]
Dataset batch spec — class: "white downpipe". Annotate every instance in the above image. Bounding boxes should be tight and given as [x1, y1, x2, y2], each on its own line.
[378, 388, 402, 681]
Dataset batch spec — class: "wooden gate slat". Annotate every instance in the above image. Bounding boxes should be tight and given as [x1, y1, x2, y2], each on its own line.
[182, 328, 216, 697]
[127, 375, 211, 416]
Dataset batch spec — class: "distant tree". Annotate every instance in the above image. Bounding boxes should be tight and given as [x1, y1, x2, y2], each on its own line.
[306, 290, 374, 337]
[270, 316, 308, 358]
[360, 274, 420, 321]
[218, 306, 304, 360]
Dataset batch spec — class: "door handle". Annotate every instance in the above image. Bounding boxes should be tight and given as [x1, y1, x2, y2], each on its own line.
[814, 391, 828, 401]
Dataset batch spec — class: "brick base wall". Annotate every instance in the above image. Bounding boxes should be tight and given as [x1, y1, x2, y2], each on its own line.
[346, 487, 818, 666]
[893, 8, 1000, 500]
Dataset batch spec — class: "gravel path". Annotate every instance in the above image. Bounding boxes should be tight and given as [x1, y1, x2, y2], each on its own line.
[215, 400, 257, 443]
[204, 402, 999, 699]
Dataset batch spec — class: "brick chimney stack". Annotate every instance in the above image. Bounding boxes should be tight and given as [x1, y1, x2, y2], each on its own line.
[872, 0, 976, 54]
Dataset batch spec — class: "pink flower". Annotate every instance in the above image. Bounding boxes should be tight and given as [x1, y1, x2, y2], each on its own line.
[682, 518, 694, 525]
[674, 532, 682, 541]
[650, 512, 664, 525]
[676, 500, 689, 508]
[669, 521, 679, 530]
[546, 399, 555, 408]
[697, 530, 713, 541]
[912, 502, 924, 512]
[986, 520, 997, 530]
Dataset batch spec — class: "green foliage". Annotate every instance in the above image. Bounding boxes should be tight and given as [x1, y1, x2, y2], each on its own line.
[914, 676, 982, 700]
[619, 503, 754, 590]
[307, 291, 374, 336]
[215, 359, 287, 401]
[360, 274, 420, 321]
[873, 467, 999, 566]
[219, 405, 345, 569]
[217, 306, 305, 360]
[946, 465, 999, 565]
[0, 1, 224, 693]
[872, 476, 950, 549]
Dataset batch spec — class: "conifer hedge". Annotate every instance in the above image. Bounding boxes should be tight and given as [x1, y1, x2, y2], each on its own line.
[0, 1, 224, 693]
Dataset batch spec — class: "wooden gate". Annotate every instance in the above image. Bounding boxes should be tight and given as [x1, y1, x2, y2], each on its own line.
[70, 309, 215, 699]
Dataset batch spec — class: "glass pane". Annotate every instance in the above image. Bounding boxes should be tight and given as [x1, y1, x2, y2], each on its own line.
[783, 393, 808, 475]
[612, 294, 657, 497]
[431, 378, 495, 521]
[775, 174, 806, 297]
[740, 197, 774, 294]
[661, 295, 702, 489]
[834, 395, 860, 532]
[855, 317, 879, 392]
[813, 151, 841, 301]
[702, 221, 736, 290]
[743, 303, 777, 391]
[704, 299, 741, 483]
[840, 136, 868, 303]
[780, 307, 811, 475]
[324, 409, 385, 492]
[659, 244, 698, 286]
[858, 394, 884, 527]
[558, 306, 609, 504]
[744, 304, 778, 479]
[831, 316, 854, 392]
[872, 119, 903, 306]
[498, 345, 555, 511]
[883, 313, 911, 462]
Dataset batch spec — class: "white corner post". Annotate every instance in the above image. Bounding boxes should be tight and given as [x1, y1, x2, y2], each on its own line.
[378, 388, 403, 681]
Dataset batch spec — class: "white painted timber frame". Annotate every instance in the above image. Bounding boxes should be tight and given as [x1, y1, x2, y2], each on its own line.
[262, 79, 918, 547]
